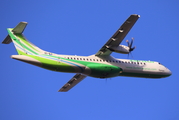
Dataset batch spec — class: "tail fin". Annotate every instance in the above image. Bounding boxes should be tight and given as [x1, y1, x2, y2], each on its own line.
[2, 22, 45, 55]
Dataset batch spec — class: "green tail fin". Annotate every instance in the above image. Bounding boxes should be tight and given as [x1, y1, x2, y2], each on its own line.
[2, 22, 46, 55]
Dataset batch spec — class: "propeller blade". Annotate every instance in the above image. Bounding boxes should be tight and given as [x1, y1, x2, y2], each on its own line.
[126, 40, 130, 47]
[130, 52, 133, 58]
[130, 46, 136, 51]
[130, 37, 134, 48]
[126, 37, 136, 58]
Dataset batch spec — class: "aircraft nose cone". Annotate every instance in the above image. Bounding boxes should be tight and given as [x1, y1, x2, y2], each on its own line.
[166, 69, 172, 77]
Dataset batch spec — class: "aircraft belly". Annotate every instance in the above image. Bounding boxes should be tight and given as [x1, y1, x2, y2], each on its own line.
[119, 72, 169, 78]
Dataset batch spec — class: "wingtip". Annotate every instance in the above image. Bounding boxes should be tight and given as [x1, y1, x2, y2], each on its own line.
[20, 21, 28, 24]
[58, 90, 66, 92]
[132, 14, 140, 18]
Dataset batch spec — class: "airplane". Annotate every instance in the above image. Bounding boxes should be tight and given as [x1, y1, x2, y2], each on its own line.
[2, 14, 172, 92]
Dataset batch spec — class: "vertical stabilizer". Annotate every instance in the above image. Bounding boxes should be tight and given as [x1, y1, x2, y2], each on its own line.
[2, 22, 46, 55]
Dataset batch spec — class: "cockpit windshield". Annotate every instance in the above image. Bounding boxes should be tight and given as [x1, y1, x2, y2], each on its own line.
[158, 62, 162, 65]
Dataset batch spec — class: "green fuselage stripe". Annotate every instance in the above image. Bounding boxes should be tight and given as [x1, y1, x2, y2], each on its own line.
[17, 34, 40, 52]
[7, 29, 38, 55]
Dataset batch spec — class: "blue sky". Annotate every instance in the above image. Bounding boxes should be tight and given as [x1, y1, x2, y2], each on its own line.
[0, 0, 179, 120]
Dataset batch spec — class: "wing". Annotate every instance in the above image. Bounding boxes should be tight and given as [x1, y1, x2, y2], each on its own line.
[58, 74, 87, 92]
[95, 14, 140, 56]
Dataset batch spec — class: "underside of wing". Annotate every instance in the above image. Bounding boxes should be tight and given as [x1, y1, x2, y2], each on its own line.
[95, 14, 140, 56]
[58, 74, 87, 92]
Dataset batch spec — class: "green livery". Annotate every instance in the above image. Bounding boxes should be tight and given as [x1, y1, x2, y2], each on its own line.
[2, 14, 172, 92]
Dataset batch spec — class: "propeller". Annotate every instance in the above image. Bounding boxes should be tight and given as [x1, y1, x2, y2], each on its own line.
[126, 37, 136, 58]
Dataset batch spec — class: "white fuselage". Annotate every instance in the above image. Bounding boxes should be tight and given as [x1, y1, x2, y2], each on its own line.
[54, 54, 171, 78]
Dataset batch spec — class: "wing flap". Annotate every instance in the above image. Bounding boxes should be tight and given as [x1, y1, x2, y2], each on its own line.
[58, 74, 87, 92]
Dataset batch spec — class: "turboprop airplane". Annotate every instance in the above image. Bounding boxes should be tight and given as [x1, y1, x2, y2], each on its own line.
[2, 14, 171, 92]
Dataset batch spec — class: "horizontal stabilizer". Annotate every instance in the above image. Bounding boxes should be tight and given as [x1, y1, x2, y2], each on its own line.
[2, 35, 12, 44]
[12, 22, 27, 34]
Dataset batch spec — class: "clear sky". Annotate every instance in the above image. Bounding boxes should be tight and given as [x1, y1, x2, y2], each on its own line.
[0, 0, 178, 120]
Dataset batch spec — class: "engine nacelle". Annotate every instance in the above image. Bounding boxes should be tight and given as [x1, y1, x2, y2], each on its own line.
[109, 45, 130, 54]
